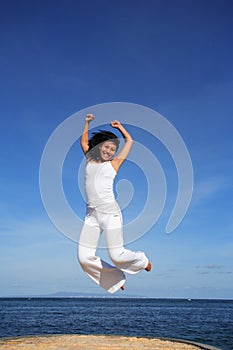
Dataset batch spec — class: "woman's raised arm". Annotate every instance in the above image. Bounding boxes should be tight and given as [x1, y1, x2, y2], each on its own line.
[110, 120, 133, 172]
[80, 114, 94, 154]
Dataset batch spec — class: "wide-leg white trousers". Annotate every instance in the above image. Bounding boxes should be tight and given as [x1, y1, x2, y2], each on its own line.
[78, 205, 149, 294]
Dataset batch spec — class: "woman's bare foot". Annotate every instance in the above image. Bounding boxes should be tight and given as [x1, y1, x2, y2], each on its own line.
[145, 261, 152, 272]
[121, 285, 125, 291]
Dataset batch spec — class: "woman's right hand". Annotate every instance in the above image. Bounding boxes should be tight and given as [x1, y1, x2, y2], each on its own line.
[85, 114, 95, 123]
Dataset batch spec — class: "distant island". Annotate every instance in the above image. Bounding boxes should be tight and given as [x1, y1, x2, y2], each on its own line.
[0, 291, 146, 299]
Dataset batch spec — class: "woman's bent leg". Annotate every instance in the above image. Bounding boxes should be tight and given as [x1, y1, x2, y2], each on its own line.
[78, 210, 125, 294]
[103, 212, 149, 274]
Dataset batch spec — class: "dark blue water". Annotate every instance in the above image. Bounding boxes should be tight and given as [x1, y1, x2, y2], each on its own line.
[0, 298, 233, 350]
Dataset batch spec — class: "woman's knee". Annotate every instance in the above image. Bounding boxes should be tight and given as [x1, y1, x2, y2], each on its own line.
[78, 246, 93, 268]
[108, 248, 124, 265]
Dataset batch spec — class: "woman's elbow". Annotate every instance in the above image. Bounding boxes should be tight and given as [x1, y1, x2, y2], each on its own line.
[127, 138, 134, 144]
[81, 142, 89, 154]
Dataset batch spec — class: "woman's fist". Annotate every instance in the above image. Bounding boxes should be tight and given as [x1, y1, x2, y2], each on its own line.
[85, 114, 95, 122]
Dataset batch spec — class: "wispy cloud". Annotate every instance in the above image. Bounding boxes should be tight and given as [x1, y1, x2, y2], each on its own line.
[195, 265, 233, 275]
[207, 265, 223, 269]
[192, 177, 228, 204]
[196, 264, 223, 270]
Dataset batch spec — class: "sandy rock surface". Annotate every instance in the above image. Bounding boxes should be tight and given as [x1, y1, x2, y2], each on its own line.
[0, 334, 206, 350]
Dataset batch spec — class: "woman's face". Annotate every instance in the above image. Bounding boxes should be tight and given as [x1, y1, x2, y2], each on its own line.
[99, 141, 117, 161]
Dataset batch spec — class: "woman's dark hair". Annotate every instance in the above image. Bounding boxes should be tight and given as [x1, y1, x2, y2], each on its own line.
[87, 130, 120, 160]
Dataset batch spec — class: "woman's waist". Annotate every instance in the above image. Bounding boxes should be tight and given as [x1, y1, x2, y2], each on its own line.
[86, 201, 120, 214]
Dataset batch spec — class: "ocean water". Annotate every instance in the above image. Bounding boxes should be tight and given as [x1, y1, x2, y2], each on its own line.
[0, 298, 233, 350]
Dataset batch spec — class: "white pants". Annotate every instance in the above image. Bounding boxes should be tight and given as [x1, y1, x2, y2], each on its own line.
[78, 204, 149, 294]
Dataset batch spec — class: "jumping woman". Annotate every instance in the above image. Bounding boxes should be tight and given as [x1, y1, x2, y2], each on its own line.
[78, 114, 152, 293]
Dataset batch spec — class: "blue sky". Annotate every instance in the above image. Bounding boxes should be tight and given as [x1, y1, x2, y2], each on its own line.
[0, 0, 232, 298]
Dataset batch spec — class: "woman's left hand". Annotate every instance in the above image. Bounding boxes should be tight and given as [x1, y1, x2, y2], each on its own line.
[110, 120, 121, 128]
